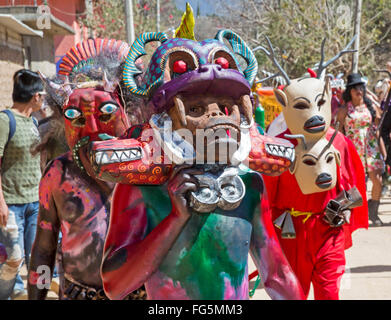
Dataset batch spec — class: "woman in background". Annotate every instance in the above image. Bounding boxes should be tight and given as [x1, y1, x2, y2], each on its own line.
[337, 73, 385, 226]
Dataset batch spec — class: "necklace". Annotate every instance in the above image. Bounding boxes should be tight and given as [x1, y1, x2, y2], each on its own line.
[72, 136, 90, 173]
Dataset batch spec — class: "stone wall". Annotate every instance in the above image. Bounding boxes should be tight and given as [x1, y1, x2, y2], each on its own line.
[0, 60, 24, 109]
[0, 25, 24, 109]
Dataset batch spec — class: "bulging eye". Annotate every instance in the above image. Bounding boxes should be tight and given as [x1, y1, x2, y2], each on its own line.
[173, 60, 188, 74]
[64, 108, 81, 120]
[100, 103, 118, 114]
[326, 155, 334, 163]
[303, 158, 316, 166]
[215, 57, 229, 69]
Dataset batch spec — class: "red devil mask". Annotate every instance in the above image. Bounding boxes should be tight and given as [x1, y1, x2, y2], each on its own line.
[62, 87, 129, 174]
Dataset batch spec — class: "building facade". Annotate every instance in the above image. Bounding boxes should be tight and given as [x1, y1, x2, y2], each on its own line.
[0, 0, 88, 107]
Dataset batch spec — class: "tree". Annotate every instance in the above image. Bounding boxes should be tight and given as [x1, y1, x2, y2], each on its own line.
[79, 0, 182, 41]
[216, 0, 391, 84]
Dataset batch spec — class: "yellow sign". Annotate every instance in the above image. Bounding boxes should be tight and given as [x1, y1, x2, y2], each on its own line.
[256, 87, 283, 128]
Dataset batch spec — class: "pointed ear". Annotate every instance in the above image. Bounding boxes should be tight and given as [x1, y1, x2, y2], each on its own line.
[324, 76, 331, 95]
[289, 157, 298, 174]
[335, 150, 341, 166]
[273, 88, 288, 107]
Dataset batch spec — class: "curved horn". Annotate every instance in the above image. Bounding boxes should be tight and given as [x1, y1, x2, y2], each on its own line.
[319, 122, 340, 157]
[39, 71, 73, 107]
[215, 29, 258, 86]
[284, 134, 307, 150]
[123, 32, 169, 97]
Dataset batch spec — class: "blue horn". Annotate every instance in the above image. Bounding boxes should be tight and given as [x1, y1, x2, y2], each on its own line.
[123, 32, 169, 97]
[215, 29, 258, 86]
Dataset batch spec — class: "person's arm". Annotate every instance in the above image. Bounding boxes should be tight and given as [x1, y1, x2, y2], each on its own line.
[0, 159, 9, 227]
[374, 105, 383, 127]
[0, 116, 9, 227]
[101, 167, 201, 300]
[249, 174, 304, 300]
[367, 89, 380, 107]
[27, 164, 60, 300]
[380, 97, 391, 163]
[336, 105, 348, 135]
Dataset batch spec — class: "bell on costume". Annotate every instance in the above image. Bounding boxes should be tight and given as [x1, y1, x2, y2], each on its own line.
[273, 211, 296, 239]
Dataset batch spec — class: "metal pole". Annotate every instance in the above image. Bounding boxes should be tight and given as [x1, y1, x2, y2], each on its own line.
[157, 0, 160, 32]
[85, 0, 94, 38]
[125, 0, 135, 44]
[352, 0, 362, 73]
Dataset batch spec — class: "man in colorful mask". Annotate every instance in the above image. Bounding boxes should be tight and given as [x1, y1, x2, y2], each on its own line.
[87, 27, 304, 300]
[27, 39, 145, 300]
[258, 37, 368, 300]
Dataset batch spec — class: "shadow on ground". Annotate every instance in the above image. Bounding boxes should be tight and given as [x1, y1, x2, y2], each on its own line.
[349, 265, 391, 273]
[368, 222, 391, 227]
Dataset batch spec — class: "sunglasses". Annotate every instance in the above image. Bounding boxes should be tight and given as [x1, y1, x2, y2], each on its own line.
[351, 84, 365, 91]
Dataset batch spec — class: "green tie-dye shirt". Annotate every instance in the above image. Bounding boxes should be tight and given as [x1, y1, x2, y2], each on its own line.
[0, 109, 41, 204]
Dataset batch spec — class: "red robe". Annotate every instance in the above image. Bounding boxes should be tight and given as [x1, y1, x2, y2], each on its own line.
[262, 127, 368, 299]
[263, 127, 368, 249]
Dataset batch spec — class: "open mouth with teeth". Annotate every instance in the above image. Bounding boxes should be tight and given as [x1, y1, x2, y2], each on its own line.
[205, 123, 240, 141]
[265, 143, 295, 162]
[94, 148, 143, 165]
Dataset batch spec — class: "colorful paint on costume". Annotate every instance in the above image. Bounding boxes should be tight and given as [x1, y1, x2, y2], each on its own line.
[95, 24, 304, 300]
[28, 38, 145, 300]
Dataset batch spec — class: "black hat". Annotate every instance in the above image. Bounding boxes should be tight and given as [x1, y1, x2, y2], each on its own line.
[346, 73, 366, 87]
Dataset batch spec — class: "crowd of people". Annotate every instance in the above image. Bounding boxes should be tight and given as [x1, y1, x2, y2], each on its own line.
[0, 56, 390, 300]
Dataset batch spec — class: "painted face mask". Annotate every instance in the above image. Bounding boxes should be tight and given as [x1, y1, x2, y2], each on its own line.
[63, 87, 129, 171]
[274, 77, 332, 142]
[286, 130, 341, 195]
[257, 36, 356, 143]
[41, 38, 131, 174]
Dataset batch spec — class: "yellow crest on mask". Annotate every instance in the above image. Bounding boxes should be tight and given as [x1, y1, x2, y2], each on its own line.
[175, 2, 196, 40]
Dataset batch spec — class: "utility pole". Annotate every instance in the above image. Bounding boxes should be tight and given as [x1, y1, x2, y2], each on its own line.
[85, 0, 94, 38]
[352, 0, 362, 73]
[125, 0, 135, 44]
[157, 0, 160, 32]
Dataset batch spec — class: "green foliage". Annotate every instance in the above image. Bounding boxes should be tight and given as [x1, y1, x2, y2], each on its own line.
[79, 0, 182, 41]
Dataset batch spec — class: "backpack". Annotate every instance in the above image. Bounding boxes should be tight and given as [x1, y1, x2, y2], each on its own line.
[0, 109, 38, 150]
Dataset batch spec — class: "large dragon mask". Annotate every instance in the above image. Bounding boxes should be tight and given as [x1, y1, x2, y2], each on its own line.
[122, 30, 258, 166]
[89, 30, 294, 189]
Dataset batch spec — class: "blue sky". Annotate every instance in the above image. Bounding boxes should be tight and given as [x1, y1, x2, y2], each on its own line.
[174, 0, 217, 16]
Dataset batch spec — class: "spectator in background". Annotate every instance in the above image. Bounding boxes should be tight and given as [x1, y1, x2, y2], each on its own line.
[0, 69, 44, 299]
[375, 78, 390, 108]
[379, 66, 391, 188]
[32, 104, 69, 171]
[329, 75, 345, 127]
[337, 73, 385, 226]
